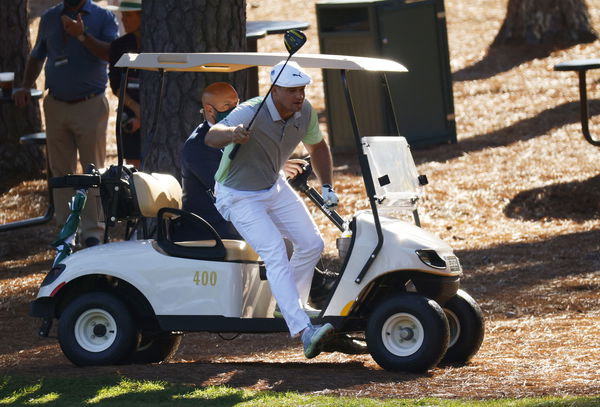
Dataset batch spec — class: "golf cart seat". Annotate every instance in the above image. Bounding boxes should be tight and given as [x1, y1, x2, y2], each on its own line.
[132, 172, 183, 217]
[131, 171, 258, 262]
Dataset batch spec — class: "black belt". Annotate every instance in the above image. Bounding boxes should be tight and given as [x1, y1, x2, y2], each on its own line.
[51, 92, 101, 104]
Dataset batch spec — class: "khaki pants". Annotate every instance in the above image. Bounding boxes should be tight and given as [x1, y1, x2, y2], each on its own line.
[44, 93, 109, 241]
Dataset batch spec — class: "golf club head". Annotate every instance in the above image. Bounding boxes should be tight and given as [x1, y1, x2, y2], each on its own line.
[284, 29, 307, 55]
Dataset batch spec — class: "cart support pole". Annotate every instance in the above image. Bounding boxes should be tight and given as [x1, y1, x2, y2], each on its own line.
[116, 67, 129, 172]
[340, 70, 384, 284]
[141, 68, 167, 169]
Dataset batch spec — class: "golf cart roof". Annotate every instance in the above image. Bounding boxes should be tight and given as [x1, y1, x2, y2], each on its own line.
[115, 52, 407, 73]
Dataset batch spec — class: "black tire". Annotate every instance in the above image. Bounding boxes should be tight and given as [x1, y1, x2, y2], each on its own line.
[132, 332, 183, 364]
[366, 294, 449, 373]
[58, 292, 137, 366]
[441, 289, 485, 365]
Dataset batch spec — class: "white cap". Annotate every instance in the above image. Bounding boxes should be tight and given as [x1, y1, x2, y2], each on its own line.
[107, 0, 142, 11]
[270, 61, 312, 87]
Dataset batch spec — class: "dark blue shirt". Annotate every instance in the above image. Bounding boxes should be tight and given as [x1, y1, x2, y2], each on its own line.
[179, 121, 241, 240]
[31, 0, 118, 101]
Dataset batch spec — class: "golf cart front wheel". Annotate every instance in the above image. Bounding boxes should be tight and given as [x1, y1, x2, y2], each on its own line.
[58, 292, 137, 366]
[441, 289, 485, 365]
[366, 294, 449, 373]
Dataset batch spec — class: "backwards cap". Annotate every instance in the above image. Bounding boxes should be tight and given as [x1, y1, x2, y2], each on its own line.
[270, 61, 312, 87]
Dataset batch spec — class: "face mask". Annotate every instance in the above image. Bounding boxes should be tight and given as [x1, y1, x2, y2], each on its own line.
[64, 0, 82, 7]
[215, 107, 235, 122]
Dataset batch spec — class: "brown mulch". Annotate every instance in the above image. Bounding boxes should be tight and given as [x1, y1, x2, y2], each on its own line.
[1, 0, 600, 400]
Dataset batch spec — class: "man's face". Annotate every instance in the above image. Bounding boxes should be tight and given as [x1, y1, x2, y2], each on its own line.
[121, 11, 142, 34]
[272, 85, 305, 117]
[64, 0, 85, 9]
[204, 89, 239, 123]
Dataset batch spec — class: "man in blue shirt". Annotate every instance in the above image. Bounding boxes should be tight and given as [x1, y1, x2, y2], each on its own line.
[178, 82, 242, 241]
[14, 0, 118, 247]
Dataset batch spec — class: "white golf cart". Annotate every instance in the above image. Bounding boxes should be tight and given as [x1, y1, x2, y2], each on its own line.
[30, 52, 484, 373]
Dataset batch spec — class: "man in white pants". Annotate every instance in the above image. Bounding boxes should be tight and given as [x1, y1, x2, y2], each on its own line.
[205, 61, 339, 359]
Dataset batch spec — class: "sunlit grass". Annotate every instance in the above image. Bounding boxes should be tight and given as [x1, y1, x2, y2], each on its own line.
[0, 381, 41, 404]
[0, 376, 599, 406]
[22, 392, 60, 405]
[86, 378, 167, 404]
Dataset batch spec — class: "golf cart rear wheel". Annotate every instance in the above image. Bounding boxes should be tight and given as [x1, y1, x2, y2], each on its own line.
[441, 289, 485, 365]
[58, 292, 137, 366]
[366, 294, 449, 373]
[132, 331, 183, 364]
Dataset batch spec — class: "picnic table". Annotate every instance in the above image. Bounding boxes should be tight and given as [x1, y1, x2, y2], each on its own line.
[554, 58, 600, 147]
[0, 88, 53, 232]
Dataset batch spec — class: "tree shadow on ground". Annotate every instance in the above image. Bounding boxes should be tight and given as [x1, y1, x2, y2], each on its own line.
[504, 174, 600, 222]
[109, 359, 424, 394]
[410, 100, 600, 165]
[453, 43, 571, 83]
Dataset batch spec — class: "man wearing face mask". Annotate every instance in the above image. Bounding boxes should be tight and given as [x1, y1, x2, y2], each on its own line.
[179, 82, 242, 241]
[13, 0, 118, 248]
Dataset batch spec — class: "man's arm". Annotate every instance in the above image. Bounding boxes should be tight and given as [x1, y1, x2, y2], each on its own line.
[304, 139, 333, 186]
[62, 14, 110, 61]
[13, 56, 44, 108]
[205, 124, 250, 149]
[305, 139, 338, 207]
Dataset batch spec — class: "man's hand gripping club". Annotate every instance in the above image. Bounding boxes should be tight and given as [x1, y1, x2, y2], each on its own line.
[231, 124, 250, 145]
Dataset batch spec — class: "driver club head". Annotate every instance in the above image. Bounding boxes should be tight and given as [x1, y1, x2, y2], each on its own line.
[228, 29, 306, 161]
[284, 29, 307, 55]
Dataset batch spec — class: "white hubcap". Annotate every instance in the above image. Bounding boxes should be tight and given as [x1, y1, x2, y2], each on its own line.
[74, 308, 117, 352]
[381, 312, 424, 356]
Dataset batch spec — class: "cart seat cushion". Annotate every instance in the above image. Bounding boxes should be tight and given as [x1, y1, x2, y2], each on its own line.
[133, 172, 182, 217]
[176, 239, 260, 262]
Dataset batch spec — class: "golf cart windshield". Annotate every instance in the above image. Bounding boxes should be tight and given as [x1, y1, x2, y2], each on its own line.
[362, 136, 423, 212]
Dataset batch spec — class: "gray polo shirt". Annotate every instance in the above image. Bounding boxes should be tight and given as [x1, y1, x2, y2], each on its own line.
[214, 95, 322, 191]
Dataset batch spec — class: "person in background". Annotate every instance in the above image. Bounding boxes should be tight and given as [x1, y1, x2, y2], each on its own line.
[179, 82, 242, 241]
[108, 0, 142, 168]
[14, 0, 118, 248]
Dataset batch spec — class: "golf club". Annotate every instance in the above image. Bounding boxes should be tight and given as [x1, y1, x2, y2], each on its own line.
[228, 29, 307, 160]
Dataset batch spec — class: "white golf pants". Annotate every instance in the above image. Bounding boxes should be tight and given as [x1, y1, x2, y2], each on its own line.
[215, 176, 324, 337]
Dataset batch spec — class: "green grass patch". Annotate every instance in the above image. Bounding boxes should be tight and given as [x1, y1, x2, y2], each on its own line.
[0, 376, 598, 406]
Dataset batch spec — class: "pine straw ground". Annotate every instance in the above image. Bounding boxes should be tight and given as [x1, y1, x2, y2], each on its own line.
[1, 0, 600, 400]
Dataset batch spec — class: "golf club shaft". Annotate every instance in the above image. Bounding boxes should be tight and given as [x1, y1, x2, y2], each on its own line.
[228, 53, 292, 160]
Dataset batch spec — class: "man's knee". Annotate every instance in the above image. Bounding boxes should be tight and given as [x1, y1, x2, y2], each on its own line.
[297, 234, 324, 256]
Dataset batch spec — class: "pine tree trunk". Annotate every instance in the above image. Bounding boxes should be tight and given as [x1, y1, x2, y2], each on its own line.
[0, 0, 44, 178]
[493, 0, 597, 46]
[139, 0, 246, 178]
